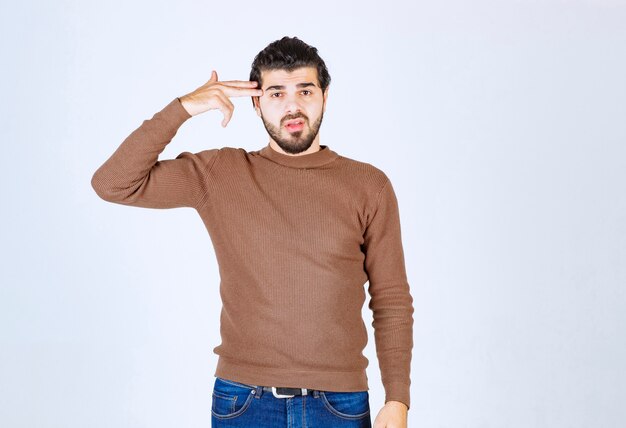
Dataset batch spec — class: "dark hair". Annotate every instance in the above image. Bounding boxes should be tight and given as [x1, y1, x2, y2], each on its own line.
[249, 36, 331, 107]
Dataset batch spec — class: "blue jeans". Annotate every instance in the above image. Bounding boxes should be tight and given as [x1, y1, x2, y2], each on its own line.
[211, 376, 372, 427]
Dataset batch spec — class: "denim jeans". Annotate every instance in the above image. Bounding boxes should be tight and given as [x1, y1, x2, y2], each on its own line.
[211, 376, 372, 427]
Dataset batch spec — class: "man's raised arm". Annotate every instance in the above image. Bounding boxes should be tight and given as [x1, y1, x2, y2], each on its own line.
[90, 70, 263, 209]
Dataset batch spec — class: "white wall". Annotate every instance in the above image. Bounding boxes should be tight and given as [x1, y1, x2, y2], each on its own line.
[1, 0, 625, 427]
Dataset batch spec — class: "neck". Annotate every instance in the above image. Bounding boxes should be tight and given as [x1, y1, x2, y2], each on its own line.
[259, 142, 339, 169]
[268, 138, 321, 157]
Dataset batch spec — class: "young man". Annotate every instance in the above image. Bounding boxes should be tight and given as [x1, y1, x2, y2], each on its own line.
[92, 36, 414, 428]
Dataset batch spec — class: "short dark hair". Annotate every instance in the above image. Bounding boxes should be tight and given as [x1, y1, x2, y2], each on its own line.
[249, 36, 331, 107]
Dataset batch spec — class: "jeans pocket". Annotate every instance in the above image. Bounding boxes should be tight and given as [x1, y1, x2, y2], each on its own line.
[320, 390, 370, 420]
[211, 377, 255, 419]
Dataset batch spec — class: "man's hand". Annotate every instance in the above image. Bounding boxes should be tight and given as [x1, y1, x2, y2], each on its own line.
[179, 70, 263, 126]
[373, 400, 408, 428]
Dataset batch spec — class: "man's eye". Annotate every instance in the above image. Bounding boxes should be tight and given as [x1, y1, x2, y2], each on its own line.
[270, 93, 281, 97]
[302, 90, 312, 95]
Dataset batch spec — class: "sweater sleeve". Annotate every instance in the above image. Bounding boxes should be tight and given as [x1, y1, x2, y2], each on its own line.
[91, 97, 220, 209]
[363, 177, 415, 410]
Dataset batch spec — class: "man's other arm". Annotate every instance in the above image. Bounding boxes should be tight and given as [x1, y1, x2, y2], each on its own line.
[363, 177, 415, 411]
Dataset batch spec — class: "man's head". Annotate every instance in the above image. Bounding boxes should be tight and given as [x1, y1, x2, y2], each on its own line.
[250, 36, 331, 155]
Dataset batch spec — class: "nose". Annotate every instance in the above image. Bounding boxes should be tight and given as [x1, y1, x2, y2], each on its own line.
[283, 93, 302, 115]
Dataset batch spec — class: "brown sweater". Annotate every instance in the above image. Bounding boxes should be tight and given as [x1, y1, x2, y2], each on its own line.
[91, 97, 415, 409]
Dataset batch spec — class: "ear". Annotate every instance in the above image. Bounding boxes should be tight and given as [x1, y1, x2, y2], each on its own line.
[253, 96, 262, 118]
[322, 86, 329, 113]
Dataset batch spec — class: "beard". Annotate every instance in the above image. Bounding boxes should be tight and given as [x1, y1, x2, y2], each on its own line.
[259, 108, 325, 155]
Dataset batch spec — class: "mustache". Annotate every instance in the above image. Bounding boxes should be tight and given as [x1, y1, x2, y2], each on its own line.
[282, 114, 307, 124]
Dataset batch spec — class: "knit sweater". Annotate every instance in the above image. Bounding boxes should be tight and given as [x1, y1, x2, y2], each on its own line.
[91, 97, 415, 410]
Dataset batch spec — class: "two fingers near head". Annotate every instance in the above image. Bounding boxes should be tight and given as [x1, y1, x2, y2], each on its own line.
[219, 82, 263, 98]
[206, 70, 262, 97]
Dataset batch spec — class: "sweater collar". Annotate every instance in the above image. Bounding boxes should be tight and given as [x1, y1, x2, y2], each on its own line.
[259, 143, 339, 168]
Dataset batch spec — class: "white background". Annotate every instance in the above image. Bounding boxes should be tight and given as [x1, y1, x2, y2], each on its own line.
[1, 0, 625, 427]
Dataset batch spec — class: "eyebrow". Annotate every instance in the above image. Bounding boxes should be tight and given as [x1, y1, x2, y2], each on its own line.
[264, 82, 317, 91]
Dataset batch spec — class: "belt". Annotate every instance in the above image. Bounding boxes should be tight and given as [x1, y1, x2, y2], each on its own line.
[264, 386, 311, 398]
[222, 378, 315, 399]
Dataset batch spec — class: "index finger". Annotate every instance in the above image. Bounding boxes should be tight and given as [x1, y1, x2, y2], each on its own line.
[219, 80, 260, 88]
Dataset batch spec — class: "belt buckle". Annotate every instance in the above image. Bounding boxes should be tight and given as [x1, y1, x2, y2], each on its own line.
[272, 387, 297, 398]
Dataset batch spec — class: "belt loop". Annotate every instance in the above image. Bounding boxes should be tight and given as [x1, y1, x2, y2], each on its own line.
[254, 385, 263, 398]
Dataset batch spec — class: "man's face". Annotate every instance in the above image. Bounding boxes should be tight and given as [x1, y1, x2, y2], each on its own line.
[253, 66, 329, 155]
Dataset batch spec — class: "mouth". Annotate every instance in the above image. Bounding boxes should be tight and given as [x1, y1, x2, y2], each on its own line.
[284, 118, 305, 132]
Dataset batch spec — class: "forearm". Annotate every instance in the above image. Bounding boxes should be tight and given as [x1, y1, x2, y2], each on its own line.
[371, 283, 414, 410]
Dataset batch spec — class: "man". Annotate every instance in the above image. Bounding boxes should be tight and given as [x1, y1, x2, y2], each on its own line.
[92, 36, 414, 428]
